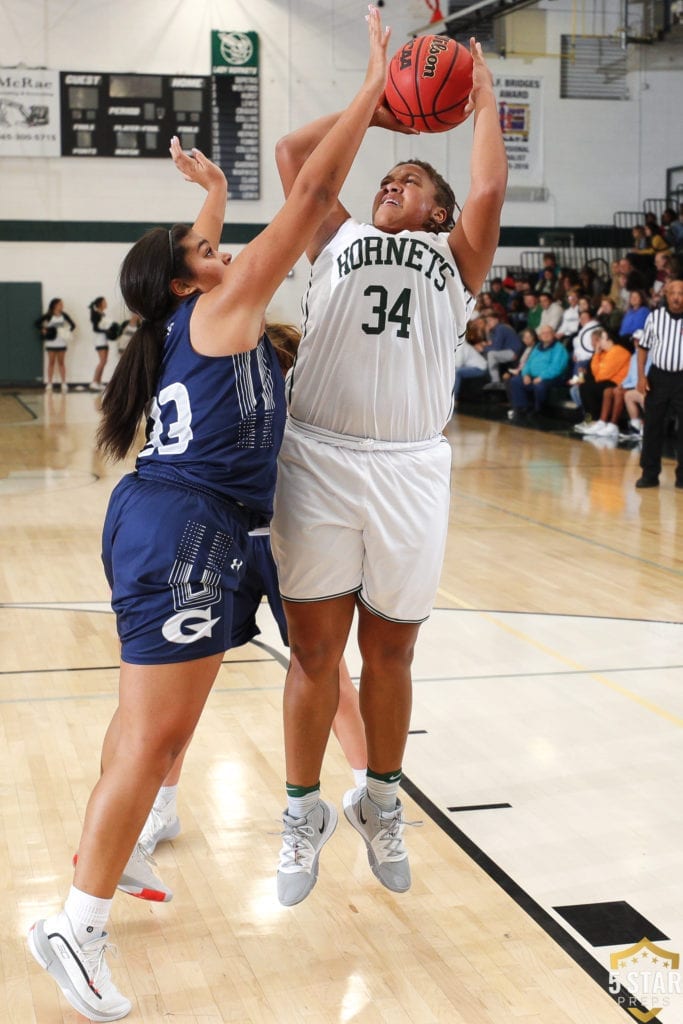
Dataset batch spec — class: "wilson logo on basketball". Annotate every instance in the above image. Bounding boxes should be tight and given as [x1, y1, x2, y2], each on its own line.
[422, 37, 449, 79]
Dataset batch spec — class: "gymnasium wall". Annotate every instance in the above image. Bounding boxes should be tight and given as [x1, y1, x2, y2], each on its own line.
[0, 0, 680, 384]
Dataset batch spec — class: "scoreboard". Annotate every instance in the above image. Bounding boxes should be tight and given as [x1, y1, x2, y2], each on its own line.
[60, 72, 212, 157]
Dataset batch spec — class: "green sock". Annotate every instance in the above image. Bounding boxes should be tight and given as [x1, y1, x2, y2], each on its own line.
[286, 781, 320, 819]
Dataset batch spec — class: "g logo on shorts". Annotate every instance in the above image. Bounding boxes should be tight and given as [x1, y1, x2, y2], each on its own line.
[162, 607, 221, 645]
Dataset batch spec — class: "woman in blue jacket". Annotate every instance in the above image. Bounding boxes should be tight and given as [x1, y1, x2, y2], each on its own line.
[507, 324, 569, 418]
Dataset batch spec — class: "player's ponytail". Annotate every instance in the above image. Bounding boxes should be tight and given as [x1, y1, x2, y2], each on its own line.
[96, 224, 191, 461]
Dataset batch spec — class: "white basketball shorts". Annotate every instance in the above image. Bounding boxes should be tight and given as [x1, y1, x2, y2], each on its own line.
[270, 421, 452, 623]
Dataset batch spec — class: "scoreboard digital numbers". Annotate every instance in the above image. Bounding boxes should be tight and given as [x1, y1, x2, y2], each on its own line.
[211, 31, 260, 200]
[59, 72, 211, 157]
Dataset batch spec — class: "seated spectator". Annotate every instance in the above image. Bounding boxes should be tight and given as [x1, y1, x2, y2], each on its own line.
[651, 251, 676, 298]
[574, 329, 632, 433]
[664, 207, 683, 253]
[522, 291, 542, 332]
[535, 251, 559, 289]
[618, 289, 650, 349]
[644, 211, 661, 235]
[605, 259, 627, 312]
[579, 343, 651, 441]
[482, 312, 523, 387]
[570, 308, 601, 378]
[534, 266, 557, 297]
[567, 310, 602, 415]
[578, 265, 603, 304]
[453, 335, 489, 408]
[505, 327, 537, 381]
[641, 222, 672, 256]
[630, 224, 648, 251]
[555, 289, 580, 343]
[476, 289, 508, 323]
[507, 325, 569, 419]
[488, 276, 512, 311]
[538, 291, 564, 332]
[596, 295, 623, 335]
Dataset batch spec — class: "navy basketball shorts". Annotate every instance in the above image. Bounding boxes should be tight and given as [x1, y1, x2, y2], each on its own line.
[102, 474, 256, 665]
[231, 530, 289, 648]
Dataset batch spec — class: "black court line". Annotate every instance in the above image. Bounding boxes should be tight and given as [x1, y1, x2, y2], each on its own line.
[401, 774, 664, 1023]
[449, 802, 512, 811]
[0, 655, 278, 679]
[5, 392, 38, 420]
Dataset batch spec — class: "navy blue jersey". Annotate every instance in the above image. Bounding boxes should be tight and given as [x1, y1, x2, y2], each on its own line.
[135, 295, 286, 516]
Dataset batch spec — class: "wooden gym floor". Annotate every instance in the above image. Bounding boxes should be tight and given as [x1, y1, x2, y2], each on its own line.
[1, 387, 682, 1023]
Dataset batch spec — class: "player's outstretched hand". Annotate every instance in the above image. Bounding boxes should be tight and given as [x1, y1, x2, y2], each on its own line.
[363, 4, 392, 97]
[170, 136, 227, 192]
[463, 38, 495, 117]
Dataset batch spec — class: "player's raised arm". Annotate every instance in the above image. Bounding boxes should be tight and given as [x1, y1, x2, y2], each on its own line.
[449, 38, 507, 296]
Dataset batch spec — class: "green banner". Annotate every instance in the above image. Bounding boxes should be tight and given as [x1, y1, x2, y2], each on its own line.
[211, 31, 259, 74]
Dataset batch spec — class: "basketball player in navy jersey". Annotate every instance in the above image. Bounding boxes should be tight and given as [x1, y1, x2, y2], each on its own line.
[27, 9, 392, 1021]
[271, 38, 507, 906]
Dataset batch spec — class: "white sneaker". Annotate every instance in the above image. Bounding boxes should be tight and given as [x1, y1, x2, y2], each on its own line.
[139, 804, 181, 856]
[276, 799, 338, 906]
[89, 381, 105, 392]
[118, 843, 174, 902]
[602, 422, 619, 438]
[61, 382, 68, 393]
[28, 911, 131, 1022]
[573, 420, 593, 434]
[72, 842, 173, 902]
[343, 787, 419, 894]
[585, 420, 608, 435]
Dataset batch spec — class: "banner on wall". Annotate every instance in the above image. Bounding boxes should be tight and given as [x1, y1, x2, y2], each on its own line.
[493, 75, 543, 187]
[0, 68, 60, 156]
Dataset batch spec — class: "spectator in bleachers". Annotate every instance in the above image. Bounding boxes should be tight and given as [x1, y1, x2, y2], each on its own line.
[651, 252, 679, 300]
[596, 295, 623, 336]
[578, 345, 648, 441]
[534, 265, 557, 297]
[482, 311, 523, 387]
[574, 328, 631, 434]
[522, 291, 542, 332]
[555, 288, 580, 344]
[605, 259, 627, 311]
[488, 276, 513, 312]
[641, 222, 672, 256]
[535, 251, 560, 288]
[630, 224, 648, 251]
[567, 308, 602, 415]
[538, 292, 564, 332]
[476, 289, 508, 322]
[578, 265, 603, 304]
[453, 331, 489, 407]
[644, 211, 662, 235]
[618, 289, 651, 350]
[667, 206, 683, 254]
[506, 324, 569, 420]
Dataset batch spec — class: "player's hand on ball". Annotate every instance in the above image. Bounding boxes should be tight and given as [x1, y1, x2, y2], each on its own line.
[371, 101, 420, 135]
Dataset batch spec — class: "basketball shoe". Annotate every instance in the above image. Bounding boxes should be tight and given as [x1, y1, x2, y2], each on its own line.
[72, 843, 173, 902]
[276, 799, 338, 906]
[343, 787, 413, 893]
[138, 803, 181, 856]
[28, 912, 131, 1022]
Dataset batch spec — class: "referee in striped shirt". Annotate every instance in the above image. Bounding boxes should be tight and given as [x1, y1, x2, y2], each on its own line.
[635, 278, 683, 489]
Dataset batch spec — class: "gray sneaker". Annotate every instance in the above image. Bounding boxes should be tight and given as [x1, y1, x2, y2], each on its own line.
[117, 843, 174, 902]
[276, 799, 338, 906]
[343, 787, 413, 893]
[28, 911, 131, 1021]
[138, 804, 181, 856]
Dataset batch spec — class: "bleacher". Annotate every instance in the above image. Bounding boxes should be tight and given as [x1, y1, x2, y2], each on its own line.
[468, 194, 681, 426]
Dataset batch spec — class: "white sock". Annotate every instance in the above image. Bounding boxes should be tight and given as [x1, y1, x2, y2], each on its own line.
[366, 775, 400, 812]
[287, 789, 320, 819]
[154, 784, 178, 812]
[64, 885, 113, 945]
[352, 767, 367, 789]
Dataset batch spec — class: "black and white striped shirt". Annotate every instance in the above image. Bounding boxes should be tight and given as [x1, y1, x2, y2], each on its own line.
[640, 307, 683, 371]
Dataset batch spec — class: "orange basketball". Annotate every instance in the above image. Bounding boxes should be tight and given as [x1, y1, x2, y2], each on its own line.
[385, 35, 473, 133]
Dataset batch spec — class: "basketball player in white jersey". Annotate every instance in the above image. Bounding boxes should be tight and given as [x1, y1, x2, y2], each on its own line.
[271, 38, 507, 906]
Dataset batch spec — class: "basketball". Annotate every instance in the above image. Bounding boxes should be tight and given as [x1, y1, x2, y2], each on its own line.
[385, 35, 473, 133]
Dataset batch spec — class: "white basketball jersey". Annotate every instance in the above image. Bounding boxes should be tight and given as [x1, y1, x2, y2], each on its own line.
[287, 218, 473, 443]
